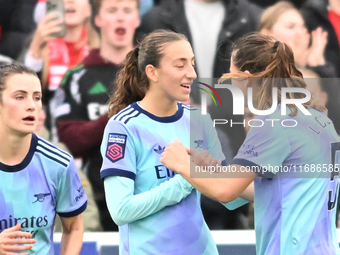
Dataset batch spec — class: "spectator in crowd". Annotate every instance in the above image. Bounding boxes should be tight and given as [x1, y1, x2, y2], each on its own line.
[258, 1, 340, 134]
[22, 0, 99, 139]
[259, 1, 334, 76]
[301, 0, 340, 77]
[0, 0, 38, 60]
[53, 0, 140, 231]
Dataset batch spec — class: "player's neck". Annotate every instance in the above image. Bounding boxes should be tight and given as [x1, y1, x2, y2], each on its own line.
[0, 131, 32, 166]
[140, 93, 178, 117]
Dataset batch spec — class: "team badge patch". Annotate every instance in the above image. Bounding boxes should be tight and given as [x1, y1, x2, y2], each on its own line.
[106, 133, 127, 163]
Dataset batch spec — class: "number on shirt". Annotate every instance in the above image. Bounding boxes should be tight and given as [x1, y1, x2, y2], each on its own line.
[328, 142, 340, 210]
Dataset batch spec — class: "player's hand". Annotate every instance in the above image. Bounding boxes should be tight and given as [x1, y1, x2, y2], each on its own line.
[0, 223, 36, 255]
[160, 139, 190, 174]
[190, 149, 221, 172]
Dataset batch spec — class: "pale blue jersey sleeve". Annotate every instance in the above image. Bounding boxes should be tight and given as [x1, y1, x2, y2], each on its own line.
[101, 119, 194, 225]
[100, 120, 137, 180]
[104, 175, 194, 226]
[203, 113, 226, 162]
[56, 159, 88, 217]
[232, 116, 291, 178]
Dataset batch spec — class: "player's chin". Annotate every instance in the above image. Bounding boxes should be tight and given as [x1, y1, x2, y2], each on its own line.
[178, 95, 190, 104]
[18, 126, 37, 135]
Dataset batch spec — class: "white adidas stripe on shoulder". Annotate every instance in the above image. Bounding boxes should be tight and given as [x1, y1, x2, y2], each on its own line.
[37, 139, 71, 165]
[119, 110, 139, 123]
[115, 107, 135, 121]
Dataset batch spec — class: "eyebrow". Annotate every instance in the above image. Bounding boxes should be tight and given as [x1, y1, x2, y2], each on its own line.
[13, 90, 42, 94]
[173, 57, 195, 62]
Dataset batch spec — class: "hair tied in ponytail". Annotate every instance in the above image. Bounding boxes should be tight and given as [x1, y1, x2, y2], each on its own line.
[134, 47, 140, 58]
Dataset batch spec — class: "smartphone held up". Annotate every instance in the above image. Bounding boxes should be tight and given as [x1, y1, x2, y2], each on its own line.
[46, 0, 66, 38]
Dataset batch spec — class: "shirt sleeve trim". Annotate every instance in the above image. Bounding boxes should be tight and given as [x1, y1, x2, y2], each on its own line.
[58, 201, 87, 218]
[101, 168, 136, 181]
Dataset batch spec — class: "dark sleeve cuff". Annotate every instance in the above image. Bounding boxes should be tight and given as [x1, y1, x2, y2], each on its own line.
[58, 201, 87, 218]
[101, 168, 136, 181]
[232, 158, 275, 179]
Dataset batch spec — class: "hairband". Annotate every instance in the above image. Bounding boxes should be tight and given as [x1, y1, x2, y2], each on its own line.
[274, 41, 280, 48]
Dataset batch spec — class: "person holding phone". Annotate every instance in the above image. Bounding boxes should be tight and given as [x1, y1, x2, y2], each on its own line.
[23, 0, 98, 138]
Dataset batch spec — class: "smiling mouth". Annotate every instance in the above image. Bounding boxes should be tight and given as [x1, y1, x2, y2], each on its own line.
[181, 84, 190, 88]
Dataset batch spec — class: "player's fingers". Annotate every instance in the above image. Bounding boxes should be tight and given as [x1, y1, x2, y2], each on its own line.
[2, 223, 21, 233]
[174, 139, 184, 146]
[204, 154, 216, 166]
[189, 148, 200, 156]
[198, 150, 209, 158]
[185, 147, 193, 155]
[6, 231, 32, 239]
[6, 236, 36, 244]
[5, 244, 34, 252]
[193, 150, 209, 165]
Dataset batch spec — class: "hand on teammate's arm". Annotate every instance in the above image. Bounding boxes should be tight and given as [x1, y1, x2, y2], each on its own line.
[0, 223, 36, 255]
[160, 140, 256, 203]
[59, 214, 84, 255]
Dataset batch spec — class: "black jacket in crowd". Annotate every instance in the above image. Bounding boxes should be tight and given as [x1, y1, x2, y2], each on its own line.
[0, 0, 37, 59]
[137, 0, 262, 78]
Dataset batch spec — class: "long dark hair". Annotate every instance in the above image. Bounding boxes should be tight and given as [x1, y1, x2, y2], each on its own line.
[220, 33, 326, 116]
[108, 29, 188, 117]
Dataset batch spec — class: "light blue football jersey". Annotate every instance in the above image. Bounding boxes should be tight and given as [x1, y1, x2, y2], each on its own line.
[0, 133, 87, 255]
[100, 102, 225, 255]
[233, 106, 340, 255]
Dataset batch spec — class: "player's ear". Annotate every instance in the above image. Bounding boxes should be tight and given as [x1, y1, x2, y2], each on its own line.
[145, 64, 158, 83]
[244, 70, 251, 87]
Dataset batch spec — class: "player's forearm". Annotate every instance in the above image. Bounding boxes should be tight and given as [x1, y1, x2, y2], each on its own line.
[179, 163, 256, 203]
[104, 175, 193, 226]
[59, 229, 83, 255]
[59, 215, 84, 255]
